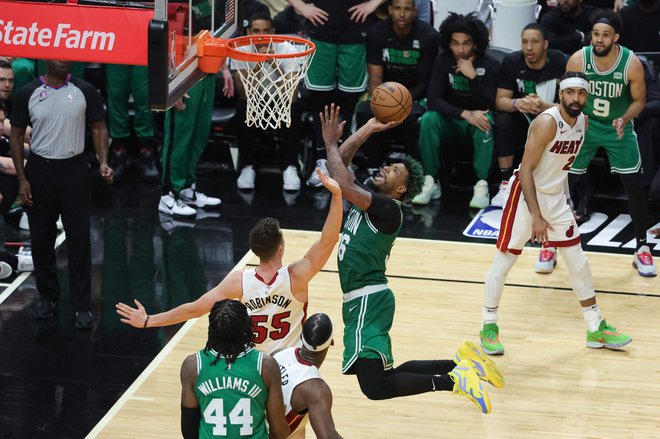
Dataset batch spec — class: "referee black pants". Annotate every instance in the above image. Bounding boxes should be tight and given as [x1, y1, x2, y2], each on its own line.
[26, 153, 91, 312]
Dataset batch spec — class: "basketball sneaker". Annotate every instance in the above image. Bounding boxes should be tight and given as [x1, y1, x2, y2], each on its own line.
[586, 320, 632, 349]
[448, 360, 492, 414]
[237, 165, 256, 190]
[306, 159, 329, 188]
[480, 322, 504, 355]
[469, 179, 490, 209]
[180, 184, 221, 208]
[535, 247, 557, 274]
[454, 341, 505, 388]
[411, 175, 441, 205]
[632, 245, 656, 277]
[490, 180, 509, 207]
[159, 192, 196, 217]
[282, 165, 301, 191]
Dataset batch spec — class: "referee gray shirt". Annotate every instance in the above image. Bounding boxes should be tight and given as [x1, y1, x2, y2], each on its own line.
[12, 75, 105, 159]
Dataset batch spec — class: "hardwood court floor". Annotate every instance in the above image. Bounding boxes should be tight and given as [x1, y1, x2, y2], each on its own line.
[88, 230, 660, 439]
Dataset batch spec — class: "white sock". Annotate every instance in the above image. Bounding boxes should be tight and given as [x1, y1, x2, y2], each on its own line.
[482, 306, 498, 325]
[582, 304, 602, 332]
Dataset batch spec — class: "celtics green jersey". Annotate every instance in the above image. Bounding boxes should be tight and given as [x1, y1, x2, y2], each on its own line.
[337, 201, 402, 293]
[582, 45, 633, 123]
[194, 348, 268, 438]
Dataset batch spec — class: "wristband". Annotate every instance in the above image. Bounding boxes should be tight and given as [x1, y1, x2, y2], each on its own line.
[512, 99, 519, 111]
[143, 315, 150, 328]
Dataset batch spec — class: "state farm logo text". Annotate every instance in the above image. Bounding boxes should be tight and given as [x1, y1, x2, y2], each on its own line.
[0, 20, 115, 51]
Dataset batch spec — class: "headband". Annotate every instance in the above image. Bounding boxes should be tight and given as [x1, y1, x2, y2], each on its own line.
[301, 322, 333, 352]
[559, 77, 589, 91]
[595, 17, 620, 33]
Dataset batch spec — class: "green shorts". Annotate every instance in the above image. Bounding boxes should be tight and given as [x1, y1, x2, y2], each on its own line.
[571, 118, 641, 174]
[304, 39, 367, 93]
[342, 288, 394, 374]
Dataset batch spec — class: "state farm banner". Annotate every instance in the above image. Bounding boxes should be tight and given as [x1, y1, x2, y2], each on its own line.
[0, 1, 153, 65]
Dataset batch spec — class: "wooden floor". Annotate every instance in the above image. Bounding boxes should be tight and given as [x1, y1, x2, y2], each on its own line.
[87, 231, 660, 439]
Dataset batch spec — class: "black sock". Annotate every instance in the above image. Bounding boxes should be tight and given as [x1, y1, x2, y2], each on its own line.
[637, 237, 647, 251]
[432, 374, 455, 392]
[500, 167, 514, 181]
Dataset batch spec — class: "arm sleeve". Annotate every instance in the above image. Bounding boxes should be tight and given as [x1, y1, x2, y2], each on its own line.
[181, 406, 201, 439]
[74, 78, 105, 124]
[410, 31, 440, 101]
[364, 190, 402, 235]
[426, 55, 464, 118]
[468, 56, 499, 110]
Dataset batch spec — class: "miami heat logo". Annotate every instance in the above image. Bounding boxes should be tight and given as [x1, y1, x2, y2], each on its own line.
[566, 225, 575, 238]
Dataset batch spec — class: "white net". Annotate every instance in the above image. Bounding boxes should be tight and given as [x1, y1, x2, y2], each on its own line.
[230, 37, 314, 130]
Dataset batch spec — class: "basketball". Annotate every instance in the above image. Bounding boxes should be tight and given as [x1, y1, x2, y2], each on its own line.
[370, 82, 413, 124]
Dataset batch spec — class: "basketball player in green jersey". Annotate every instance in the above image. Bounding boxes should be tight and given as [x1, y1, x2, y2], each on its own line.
[320, 104, 505, 414]
[180, 300, 290, 439]
[564, 10, 656, 276]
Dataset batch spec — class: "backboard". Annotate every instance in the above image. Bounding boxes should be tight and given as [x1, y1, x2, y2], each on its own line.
[148, 0, 239, 110]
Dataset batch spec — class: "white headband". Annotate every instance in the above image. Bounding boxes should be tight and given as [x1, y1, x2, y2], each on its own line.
[301, 322, 333, 352]
[559, 77, 589, 91]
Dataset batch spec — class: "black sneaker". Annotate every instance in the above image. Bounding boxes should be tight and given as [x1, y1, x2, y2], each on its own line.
[139, 147, 160, 182]
[34, 299, 60, 319]
[110, 147, 129, 181]
[73, 311, 93, 329]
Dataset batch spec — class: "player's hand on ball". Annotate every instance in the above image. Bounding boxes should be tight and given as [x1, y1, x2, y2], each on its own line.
[366, 117, 401, 132]
[116, 299, 148, 328]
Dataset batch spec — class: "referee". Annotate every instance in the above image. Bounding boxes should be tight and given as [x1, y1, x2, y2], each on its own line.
[9, 60, 113, 329]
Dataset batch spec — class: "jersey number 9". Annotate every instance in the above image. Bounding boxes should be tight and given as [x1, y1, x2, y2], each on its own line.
[592, 98, 610, 118]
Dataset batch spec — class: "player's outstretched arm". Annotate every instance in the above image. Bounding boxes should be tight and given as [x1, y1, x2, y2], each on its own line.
[180, 354, 201, 439]
[519, 115, 557, 245]
[290, 171, 342, 290]
[262, 355, 290, 439]
[301, 380, 342, 439]
[116, 271, 243, 328]
[321, 104, 396, 210]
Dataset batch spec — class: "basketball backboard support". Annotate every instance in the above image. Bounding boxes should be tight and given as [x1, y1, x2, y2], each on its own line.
[148, 0, 239, 110]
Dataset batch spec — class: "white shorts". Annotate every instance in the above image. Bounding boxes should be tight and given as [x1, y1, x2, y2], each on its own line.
[496, 175, 580, 254]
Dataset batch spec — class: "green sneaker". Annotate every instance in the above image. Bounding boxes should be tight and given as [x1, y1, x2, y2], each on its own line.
[586, 320, 632, 349]
[480, 323, 504, 355]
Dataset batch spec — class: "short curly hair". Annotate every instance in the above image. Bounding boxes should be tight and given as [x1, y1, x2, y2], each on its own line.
[403, 157, 425, 202]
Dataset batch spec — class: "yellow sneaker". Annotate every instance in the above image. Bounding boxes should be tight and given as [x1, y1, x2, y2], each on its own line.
[448, 360, 492, 414]
[455, 341, 505, 388]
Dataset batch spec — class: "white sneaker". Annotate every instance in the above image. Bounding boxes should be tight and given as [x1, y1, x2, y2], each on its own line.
[469, 179, 490, 209]
[159, 192, 196, 217]
[19, 212, 29, 230]
[17, 254, 34, 272]
[490, 180, 509, 207]
[306, 159, 328, 188]
[411, 175, 441, 205]
[633, 245, 657, 277]
[180, 183, 221, 208]
[56, 215, 63, 231]
[282, 165, 301, 191]
[237, 165, 256, 190]
[535, 247, 557, 274]
[0, 261, 12, 279]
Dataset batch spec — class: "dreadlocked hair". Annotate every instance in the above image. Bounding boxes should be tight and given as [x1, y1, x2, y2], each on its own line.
[302, 313, 333, 350]
[205, 300, 255, 368]
[249, 217, 283, 260]
[403, 157, 425, 202]
[439, 13, 490, 56]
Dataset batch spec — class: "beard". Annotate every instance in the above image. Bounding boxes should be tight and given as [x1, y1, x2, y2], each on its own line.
[593, 43, 613, 57]
[562, 100, 583, 118]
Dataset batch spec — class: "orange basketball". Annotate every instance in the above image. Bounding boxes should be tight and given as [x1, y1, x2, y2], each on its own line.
[370, 82, 413, 124]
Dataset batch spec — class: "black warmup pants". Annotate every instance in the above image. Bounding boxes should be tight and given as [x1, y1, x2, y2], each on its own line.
[26, 153, 91, 312]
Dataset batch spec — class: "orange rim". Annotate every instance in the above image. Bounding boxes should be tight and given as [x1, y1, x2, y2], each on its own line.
[225, 34, 315, 62]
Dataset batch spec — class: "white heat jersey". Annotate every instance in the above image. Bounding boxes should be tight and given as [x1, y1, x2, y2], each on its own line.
[527, 106, 585, 194]
[241, 266, 306, 355]
[273, 347, 323, 438]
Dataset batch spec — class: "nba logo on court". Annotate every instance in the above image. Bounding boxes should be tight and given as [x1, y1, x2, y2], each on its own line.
[463, 206, 502, 239]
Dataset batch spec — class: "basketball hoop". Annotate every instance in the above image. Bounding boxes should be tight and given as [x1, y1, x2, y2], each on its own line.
[197, 33, 315, 130]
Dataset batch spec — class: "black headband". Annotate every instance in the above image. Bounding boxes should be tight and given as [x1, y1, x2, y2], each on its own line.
[595, 17, 620, 33]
